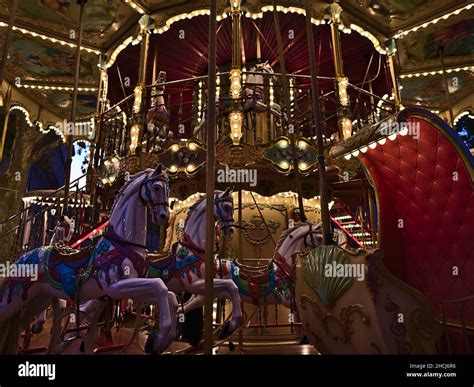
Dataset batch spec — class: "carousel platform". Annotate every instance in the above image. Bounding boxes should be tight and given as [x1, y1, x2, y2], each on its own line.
[22, 318, 317, 355]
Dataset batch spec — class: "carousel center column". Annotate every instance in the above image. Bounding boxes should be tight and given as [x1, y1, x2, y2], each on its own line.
[130, 15, 153, 156]
[327, 2, 352, 140]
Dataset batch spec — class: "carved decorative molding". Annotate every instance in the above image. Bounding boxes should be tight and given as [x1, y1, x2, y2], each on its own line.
[300, 294, 371, 353]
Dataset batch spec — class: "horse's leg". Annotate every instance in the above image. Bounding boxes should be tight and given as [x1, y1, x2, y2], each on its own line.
[0, 282, 48, 353]
[103, 278, 173, 354]
[31, 309, 48, 334]
[161, 292, 178, 351]
[24, 295, 53, 333]
[187, 278, 243, 332]
[180, 294, 205, 314]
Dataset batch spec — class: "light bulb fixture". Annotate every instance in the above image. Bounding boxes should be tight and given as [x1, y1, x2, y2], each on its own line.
[229, 67, 242, 100]
[129, 124, 140, 153]
[133, 85, 143, 114]
[341, 117, 353, 139]
[337, 76, 349, 107]
[229, 110, 243, 145]
[278, 139, 289, 149]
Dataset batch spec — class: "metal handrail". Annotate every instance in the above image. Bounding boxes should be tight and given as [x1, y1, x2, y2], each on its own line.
[0, 172, 87, 226]
[0, 186, 87, 240]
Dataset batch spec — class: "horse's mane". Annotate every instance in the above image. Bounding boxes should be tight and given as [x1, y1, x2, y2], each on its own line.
[110, 169, 150, 212]
[275, 222, 321, 250]
[183, 190, 229, 228]
[183, 194, 206, 228]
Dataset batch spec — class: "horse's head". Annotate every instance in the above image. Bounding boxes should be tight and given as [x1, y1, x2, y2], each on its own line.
[214, 188, 234, 237]
[254, 61, 272, 73]
[139, 164, 171, 225]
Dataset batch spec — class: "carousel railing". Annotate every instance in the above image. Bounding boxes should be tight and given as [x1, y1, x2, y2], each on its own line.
[0, 173, 89, 260]
[95, 71, 395, 165]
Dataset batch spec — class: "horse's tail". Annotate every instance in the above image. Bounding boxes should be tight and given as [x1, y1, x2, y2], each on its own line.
[0, 278, 22, 354]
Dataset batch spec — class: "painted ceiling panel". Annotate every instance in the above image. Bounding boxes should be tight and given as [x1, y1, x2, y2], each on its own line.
[340, 0, 468, 34]
[397, 9, 474, 72]
[400, 71, 474, 109]
[0, 0, 135, 48]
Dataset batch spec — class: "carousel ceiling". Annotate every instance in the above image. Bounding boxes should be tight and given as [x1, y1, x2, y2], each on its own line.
[0, 0, 472, 120]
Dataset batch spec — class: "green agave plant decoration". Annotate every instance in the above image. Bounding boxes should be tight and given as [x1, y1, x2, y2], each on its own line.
[303, 245, 353, 309]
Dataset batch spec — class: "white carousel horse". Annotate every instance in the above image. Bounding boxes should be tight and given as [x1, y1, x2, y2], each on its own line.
[65, 188, 241, 353]
[0, 164, 177, 355]
[177, 222, 329, 314]
[192, 96, 224, 138]
[193, 62, 285, 139]
[31, 216, 74, 334]
[146, 71, 173, 145]
[146, 188, 243, 348]
[244, 61, 285, 119]
[50, 215, 73, 245]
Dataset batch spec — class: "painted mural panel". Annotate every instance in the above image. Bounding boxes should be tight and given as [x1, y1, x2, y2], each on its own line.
[9, 37, 94, 78]
[398, 10, 474, 69]
[0, 0, 133, 45]
[400, 71, 474, 108]
[48, 92, 97, 117]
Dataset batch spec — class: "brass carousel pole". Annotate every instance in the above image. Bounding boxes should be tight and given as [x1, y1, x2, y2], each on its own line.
[305, 1, 332, 244]
[229, 0, 243, 145]
[438, 46, 454, 125]
[0, 0, 19, 162]
[386, 39, 401, 109]
[237, 188, 243, 349]
[204, 0, 217, 355]
[88, 65, 107, 222]
[327, 2, 352, 140]
[63, 0, 87, 214]
[228, 0, 244, 350]
[271, 0, 307, 222]
[131, 16, 151, 155]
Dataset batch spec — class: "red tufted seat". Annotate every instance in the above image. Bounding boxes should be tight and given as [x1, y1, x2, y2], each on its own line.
[359, 111, 474, 327]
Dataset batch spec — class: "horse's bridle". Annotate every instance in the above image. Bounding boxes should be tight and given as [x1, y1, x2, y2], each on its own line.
[304, 224, 321, 249]
[139, 174, 171, 208]
[214, 194, 234, 231]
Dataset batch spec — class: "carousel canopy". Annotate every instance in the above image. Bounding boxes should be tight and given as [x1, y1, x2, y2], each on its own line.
[0, 0, 472, 123]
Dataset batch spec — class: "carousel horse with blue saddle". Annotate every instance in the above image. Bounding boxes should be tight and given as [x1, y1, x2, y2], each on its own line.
[0, 164, 178, 355]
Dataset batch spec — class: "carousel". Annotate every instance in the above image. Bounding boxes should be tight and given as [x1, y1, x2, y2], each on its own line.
[0, 0, 473, 356]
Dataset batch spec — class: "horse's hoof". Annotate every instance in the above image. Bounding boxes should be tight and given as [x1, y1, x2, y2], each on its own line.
[31, 320, 45, 334]
[218, 321, 231, 340]
[144, 334, 158, 355]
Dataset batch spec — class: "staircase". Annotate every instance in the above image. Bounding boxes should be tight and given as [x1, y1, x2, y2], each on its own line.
[0, 173, 95, 259]
[330, 207, 376, 249]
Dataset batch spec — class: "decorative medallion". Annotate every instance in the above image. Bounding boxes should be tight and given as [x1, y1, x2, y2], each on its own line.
[242, 215, 280, 245]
